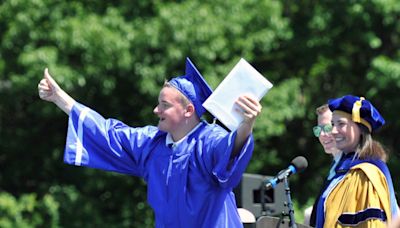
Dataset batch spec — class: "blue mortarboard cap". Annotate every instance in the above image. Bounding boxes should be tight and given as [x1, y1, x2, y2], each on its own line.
[328, 95, 385, 132]
[168, 57, 213, 117]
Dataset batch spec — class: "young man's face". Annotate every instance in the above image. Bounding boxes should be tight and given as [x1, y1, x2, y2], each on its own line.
[153, 86, 188, 133]
[317, 110, 337, 154]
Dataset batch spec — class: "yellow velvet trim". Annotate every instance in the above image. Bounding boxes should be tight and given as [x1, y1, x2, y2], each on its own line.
[352, 97, 364, 123]
[334, 110, 372, 132]
[323, 163, 391, 227]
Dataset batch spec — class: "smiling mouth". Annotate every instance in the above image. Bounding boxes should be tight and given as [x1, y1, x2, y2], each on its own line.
[334, 137, 345, 143]
[321, 137, 335, 144]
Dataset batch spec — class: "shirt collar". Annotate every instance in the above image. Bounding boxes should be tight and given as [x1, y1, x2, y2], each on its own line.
[165, 122, 203, 147]
[333, 152, 342, 162]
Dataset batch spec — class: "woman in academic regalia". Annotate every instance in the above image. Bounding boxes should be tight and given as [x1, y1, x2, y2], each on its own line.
[315, 95, 399, 227]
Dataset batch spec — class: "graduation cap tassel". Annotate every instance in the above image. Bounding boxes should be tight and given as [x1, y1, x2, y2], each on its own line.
[352, 97, 365, 123]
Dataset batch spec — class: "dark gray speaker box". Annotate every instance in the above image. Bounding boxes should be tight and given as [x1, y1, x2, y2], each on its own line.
[234, 173, 287, 218]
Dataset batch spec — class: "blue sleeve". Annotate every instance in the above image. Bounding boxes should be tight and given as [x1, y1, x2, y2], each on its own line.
[208, 127, 254, 189]
[64, 102, 158, 176]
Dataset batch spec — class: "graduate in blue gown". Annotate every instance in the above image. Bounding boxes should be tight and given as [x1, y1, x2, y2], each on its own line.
[38, 58, 262, 228]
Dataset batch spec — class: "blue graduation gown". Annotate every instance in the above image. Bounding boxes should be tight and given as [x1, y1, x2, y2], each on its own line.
[64, 102, 254, 228]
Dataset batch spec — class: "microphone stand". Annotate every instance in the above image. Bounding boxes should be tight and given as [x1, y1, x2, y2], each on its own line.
[265, 175, 297, 228]
[283, 175, 297, 228]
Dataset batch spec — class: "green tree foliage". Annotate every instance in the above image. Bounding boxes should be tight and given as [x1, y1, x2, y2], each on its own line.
[1, 0, 399, 226]
[0, 192, 59, 228]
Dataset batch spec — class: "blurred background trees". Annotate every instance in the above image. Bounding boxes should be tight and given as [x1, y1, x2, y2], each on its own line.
[1, 0, 399, 227]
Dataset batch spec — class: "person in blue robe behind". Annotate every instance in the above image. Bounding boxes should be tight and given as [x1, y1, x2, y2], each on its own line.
[37, 57, 262, 228]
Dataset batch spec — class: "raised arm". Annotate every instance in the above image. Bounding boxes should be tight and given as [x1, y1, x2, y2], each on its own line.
[38, 68, 75, 115]
[232, 95, 262, 158]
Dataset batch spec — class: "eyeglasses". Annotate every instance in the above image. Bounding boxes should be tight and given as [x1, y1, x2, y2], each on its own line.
[313, 124, 333, 137]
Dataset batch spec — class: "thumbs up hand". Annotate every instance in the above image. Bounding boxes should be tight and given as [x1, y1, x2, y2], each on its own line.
[38, 68, 62, 102]
[38, 68, 75, 114]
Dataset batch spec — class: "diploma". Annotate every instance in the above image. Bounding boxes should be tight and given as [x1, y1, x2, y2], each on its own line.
[203, 58, 273, 131]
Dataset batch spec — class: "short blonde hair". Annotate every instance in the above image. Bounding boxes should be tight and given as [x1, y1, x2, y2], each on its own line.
[315, 104, 329, 116]
[163, 81, 191, 107]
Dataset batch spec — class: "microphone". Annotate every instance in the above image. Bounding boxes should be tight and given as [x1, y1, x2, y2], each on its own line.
[265, 156, 308, 190]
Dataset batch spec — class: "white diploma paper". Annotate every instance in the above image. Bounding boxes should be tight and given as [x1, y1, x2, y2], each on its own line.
[203, 58, 273, 131]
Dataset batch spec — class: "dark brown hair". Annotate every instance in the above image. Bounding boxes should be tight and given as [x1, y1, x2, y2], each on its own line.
[356, 124, 387, 162]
